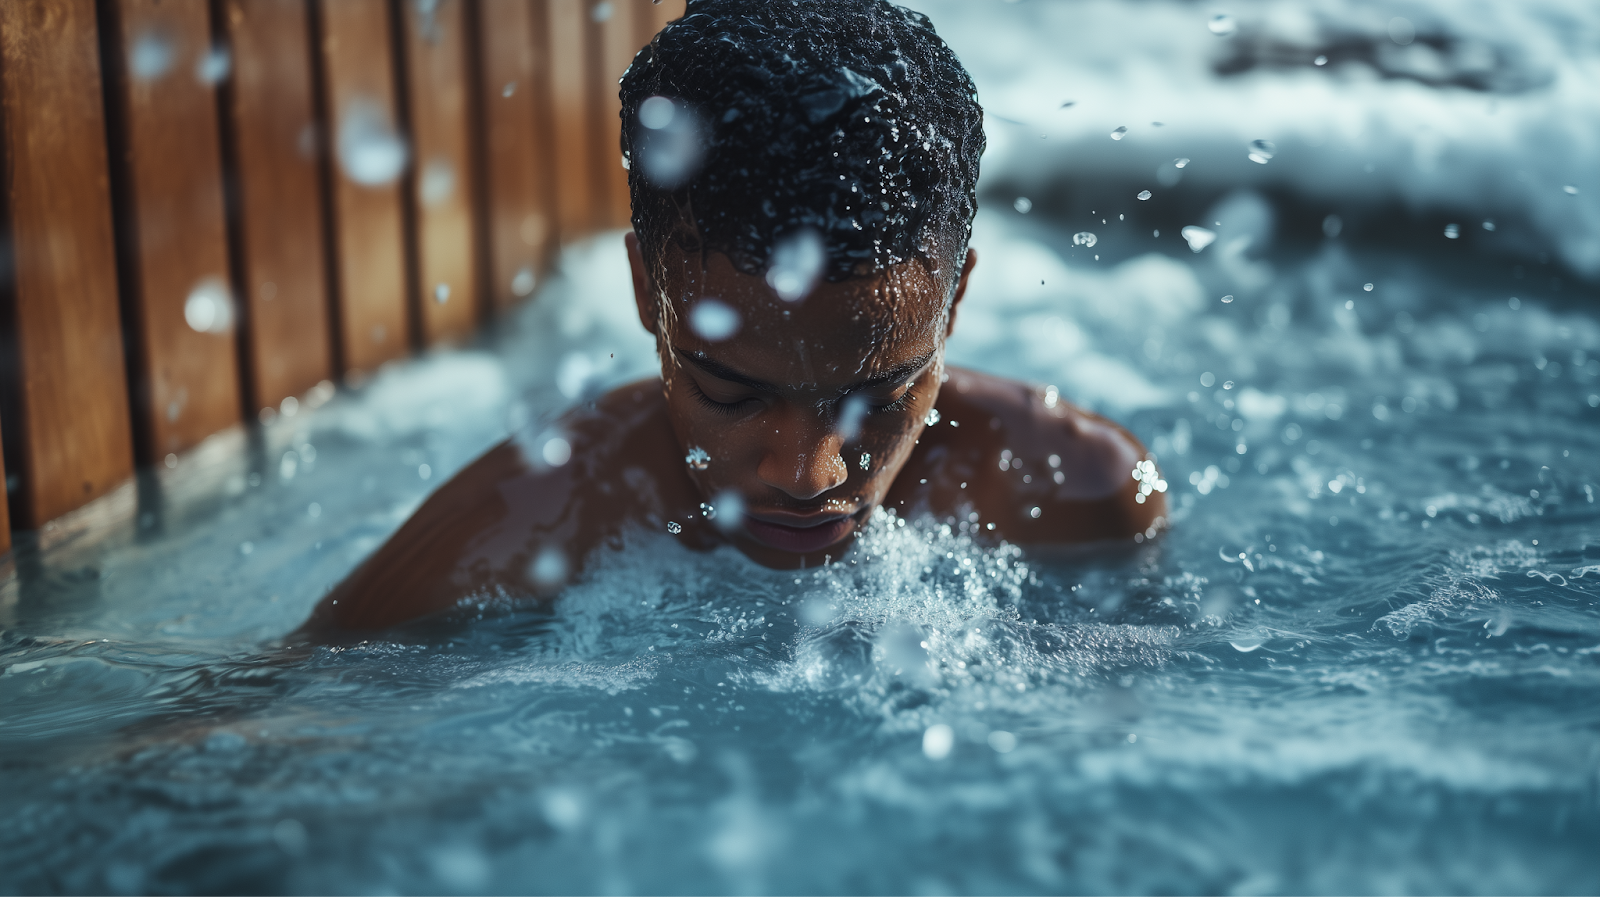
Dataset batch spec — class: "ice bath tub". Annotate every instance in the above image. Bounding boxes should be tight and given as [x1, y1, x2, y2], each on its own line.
[6, 0, 1600, 892]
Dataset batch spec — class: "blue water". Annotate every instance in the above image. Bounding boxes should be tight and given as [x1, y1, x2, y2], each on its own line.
[6, 0, 1600, 889]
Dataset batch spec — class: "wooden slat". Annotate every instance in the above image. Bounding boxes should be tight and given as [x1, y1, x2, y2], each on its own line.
[545, 0, 594, 241]
[593, 0, 635, 229]
[102, 0, 242, 459]
[399, 0, 478, 345]
[218, 0, 333, 414]
[0, 0, 136, 527]
[314, 0, 409, 375]
[478, 0, 554, 312]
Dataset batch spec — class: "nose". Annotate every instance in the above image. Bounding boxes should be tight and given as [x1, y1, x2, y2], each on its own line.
[756, 414, 849, 501]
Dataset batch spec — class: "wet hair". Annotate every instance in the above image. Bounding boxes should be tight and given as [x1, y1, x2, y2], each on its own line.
[619, 0, 984, 285]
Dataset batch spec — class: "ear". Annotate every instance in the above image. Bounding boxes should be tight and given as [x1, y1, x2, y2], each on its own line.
[944, 247, 978, 338]
[626, 231, 658, 336]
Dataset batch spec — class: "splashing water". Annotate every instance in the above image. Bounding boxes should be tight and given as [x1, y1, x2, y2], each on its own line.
[1072, 231, 1098, 248]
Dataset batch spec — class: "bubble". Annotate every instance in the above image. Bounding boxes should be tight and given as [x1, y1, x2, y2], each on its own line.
[420, 158, 455, 206]
[1314, 54, 1328, 66]
[1443, 223, 1460, 239]
[689, 299, 741, 341]
[1247, 139, 1276, 164]
[511, 266, 537, 297]
[530, 546, 568, 587]
[1013, 196, 1032, 214]
[1072, 232, 1098, 248]
[1180, 226, 1217, 252]
[666, 521, 682, 534]
[766, 227, 825, 301]
[338, 100, 408, 186]
[685, 446, 710, 471]
[924, 408, 941, 427]
[987, 730, 1017, 753]
[195, 46, 231, 85]
[639, 95, 675, 130]
[1208, 13, 1237, 36]
[1110, 126, 1128, 140]
[129, 30, 174, 81]
[542, 436, 572, 467]
[922, 723, 954, 760]
[859, 452, 871, 470]
[433, 282, 451, 304]
[1137, 190, 1152, 201]
[184, 278, 234, 333]
[1322, 214, 1343, 238]
[1387, 16, 1415, 46]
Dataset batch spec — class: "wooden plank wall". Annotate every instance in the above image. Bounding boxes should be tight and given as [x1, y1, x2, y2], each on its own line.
[0, 0, 682, 546]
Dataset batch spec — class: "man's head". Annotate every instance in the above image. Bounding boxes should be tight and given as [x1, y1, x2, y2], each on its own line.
[618, 0, 984, 564]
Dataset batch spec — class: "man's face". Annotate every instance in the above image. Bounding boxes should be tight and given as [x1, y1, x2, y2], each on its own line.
[628, 234, 974, 567]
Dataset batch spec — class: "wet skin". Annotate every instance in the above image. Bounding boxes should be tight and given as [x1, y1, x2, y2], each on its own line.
[300, 235, 1165, 633]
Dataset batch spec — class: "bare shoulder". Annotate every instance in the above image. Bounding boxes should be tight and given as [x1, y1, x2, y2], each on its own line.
[300, 380, 700, 633]
[886, 367, 1167, 542]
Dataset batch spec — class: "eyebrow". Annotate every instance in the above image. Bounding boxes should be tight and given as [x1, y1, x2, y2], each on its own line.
[674, 348, 935, 396]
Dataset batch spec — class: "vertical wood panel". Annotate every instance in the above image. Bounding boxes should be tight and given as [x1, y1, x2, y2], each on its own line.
[545, 0, 593, 242]
[0, 0, 136, 527]
[479, 0, 554, 312]
[400, 0, 478, 345]
[315, 0, 409, 375]
[102, 0, 242, 459]
[593, 0, 635, 229]
[219, 0, 333, 414]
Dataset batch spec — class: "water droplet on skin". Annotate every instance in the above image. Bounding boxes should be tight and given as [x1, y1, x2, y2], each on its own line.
[688, 299, 741, 341]
[338, 101, 408, 186]
[922, 723, 953, 760]
[1013, 196, 1032, 214]
[1181, 226, 1217, 252]
[924, 408, 941, 427]
[766, 227, 826, 301]
[1247, 139, 1276, 164]
[666, 521, 682, 534]
[1208, 13, 1238, 36]
[1072, 231, 1097, 248]
[1110, 126, 1128, 140]
[859, 452, 871, 470]
[685, 446, 710, 471]
[1137, 189, 1152, 200]
[1443, 223, 1460, 239]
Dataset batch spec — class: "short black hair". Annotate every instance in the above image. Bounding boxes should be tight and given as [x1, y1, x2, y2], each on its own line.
[619, 0, 984, 285]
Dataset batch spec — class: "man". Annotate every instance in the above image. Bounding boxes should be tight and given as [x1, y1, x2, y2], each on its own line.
[302, 0, 1164, 632]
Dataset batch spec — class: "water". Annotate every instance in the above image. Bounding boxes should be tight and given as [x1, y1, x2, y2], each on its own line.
[7, 1, 1600, 893]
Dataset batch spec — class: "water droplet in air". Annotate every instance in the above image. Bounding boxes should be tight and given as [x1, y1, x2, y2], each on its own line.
[338, 100, 408, 186]
[859, 452, 871, 470]
[1137, 190, 1152, 200]
[766, 227, 825, 301]
[1387, 16, 1415, 46]
[922, 723, 953, 760]
[710, 490, 744, 534]
[590, 1, 613, 22]
[1072, 232, 1098, 248]
[184, 278, 234, 333]
[1180, 226, 1217, 252]
[666, 521, 682, 534]
[1208, 13, 1238, 36]
[1322, 214, 1343, 238]
[1363, 282, 1374, 291]
[1247, 139, 1276, 164]
[130, 30, 175, 81]
[1174, 158, 1190, 169]
[1443, 223, 1460, 239]
[1562, 185, 1578, 195]
[501, 81, 516, 98]
[195, 46, 231, 85]
[1314, 54, 1328, 66]
[689, 299, 740, 341]
[1221, 294, 1234, 303]
[1482, 220, 1495, 231]
[1013, 196, 1032, 213]
[639, 95, 675, 130]
[1029, 507, 1042, 519]
[1110, 126, 1128, 140]
[420, 159, 455, 206]
[987, 730, 1017, 753]
[511, 266, 536, 297]
[837, 394, 870, 441]
[531, 547, 568, 587]
[542, 437, 571, 467]
[1043, 385, 1059, 408]
[685, 446, 710, 470]
[924, 408, 941, 427]
[433, 282, 451, 304]
[699, 502, 717, 520]
[1230, 637, 1264, 652]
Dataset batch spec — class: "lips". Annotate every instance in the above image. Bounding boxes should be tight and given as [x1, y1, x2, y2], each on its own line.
[741, 509, 860, 554]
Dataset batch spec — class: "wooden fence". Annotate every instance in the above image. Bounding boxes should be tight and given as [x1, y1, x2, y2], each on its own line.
[0, 0, 682, 555]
